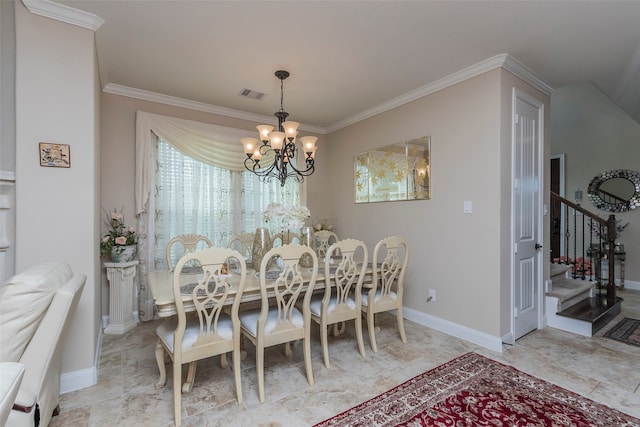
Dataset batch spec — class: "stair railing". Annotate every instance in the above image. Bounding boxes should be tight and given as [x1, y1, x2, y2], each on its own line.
[550, 191, 617, 303]
[597, 188, 627, 205]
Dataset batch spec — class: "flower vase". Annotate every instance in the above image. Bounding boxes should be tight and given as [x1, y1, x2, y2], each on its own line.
[111, 245, 137, 263]
[299, 226, 316, 268]
[274, 230, 295, 245]
[252, 227, 272, 271]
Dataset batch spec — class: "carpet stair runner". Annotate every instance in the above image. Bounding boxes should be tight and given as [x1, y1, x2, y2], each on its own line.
[546, 263, 622, 336]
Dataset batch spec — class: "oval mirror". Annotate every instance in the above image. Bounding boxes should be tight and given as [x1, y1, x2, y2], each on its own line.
[598, 177, 636, 201]
[587, 169, 640, 212]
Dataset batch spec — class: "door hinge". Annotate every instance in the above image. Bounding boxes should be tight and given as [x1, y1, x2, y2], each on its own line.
[514, 307, 518, 318]
[514, 243, 518, 253]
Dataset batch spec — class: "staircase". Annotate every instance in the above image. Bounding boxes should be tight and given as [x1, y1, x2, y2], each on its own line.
[545, 263, 622, 336]
[546, 192, 623, 336]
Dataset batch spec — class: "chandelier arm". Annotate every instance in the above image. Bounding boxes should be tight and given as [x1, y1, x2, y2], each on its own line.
[283, 155, 315, 175]
[244, 157, 276, 177]
[281, 142, 315, 176]
[257, 143, 272, 157]
[244, 145, 292, 183]
[286, 161, 315, 177]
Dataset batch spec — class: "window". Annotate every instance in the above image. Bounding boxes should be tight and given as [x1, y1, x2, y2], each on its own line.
[153, 138, 300, 270]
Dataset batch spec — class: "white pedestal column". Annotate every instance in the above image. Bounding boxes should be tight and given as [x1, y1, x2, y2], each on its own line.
[104, 260, 139, 335]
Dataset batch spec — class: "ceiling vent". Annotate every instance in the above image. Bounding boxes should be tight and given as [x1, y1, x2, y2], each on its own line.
[240, 88, 264, 100]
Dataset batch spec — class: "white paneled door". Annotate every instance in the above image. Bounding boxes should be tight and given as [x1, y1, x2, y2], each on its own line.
[513, 89, 544, 340]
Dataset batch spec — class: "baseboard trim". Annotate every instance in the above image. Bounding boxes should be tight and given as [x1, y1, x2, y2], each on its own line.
[622, 279, 640, 291]
[60, 366, 97, 394]
[403, 307, 504, 353]
[60, 327, 103, 393]
[501, 332, 515, 346]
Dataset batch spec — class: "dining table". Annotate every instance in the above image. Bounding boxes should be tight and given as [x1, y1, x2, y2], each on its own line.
[147, 261, 377, 318]
[147, 261, 378, 392]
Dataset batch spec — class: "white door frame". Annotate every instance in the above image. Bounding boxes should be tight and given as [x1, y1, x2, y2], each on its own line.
[510, 88, 545, 342]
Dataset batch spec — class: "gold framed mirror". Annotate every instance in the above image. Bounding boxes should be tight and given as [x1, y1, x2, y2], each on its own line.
[355, 136, 430, 203]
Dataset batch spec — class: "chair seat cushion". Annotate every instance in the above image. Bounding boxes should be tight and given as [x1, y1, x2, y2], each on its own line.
[0, 262, 72, 361]
[239, 306, 304, 337]
[361, 290, 396, 306]
[309, 295, 356, 316]
[156, 313, 233, 352]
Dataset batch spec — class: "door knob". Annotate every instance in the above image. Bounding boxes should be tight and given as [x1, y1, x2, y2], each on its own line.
[535, 243, 543, 250]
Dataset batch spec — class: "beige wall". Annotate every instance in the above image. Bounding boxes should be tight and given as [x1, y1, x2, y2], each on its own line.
[15, 2, 101, 383]
[0, 0, 16, 282]
[323, 69, 549, 342]
[552, 82, 640, 285]
[1, 0, 15, 173]
[325, 70, 504, 338]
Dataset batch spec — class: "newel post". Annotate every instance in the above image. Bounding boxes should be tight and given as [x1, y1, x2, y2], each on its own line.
[606, 214, 617, 302]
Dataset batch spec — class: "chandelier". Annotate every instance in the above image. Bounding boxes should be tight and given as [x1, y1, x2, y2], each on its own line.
[241, 70, 318, 187]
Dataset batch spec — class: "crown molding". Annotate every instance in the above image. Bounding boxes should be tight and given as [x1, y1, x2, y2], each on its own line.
[103, 83, 327, 135]
[326, 54, 555, 133]
[105, 54, 554, 136]
[501, 55, 555, 96]
[22, 0, 104, 31]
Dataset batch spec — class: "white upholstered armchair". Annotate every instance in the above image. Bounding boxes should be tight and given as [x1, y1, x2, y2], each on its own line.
[0, 262, 86, 427]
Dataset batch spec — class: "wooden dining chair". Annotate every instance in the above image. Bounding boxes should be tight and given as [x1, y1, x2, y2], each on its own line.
[227, 231, 255, 266]
[165, 234, 213, 272]
[154, 247, 246, 427]
[361, 236, 409, 352]
[314, 230, 339, 258]
[309, 239, 368, 368]
[238, 243, 318, 403]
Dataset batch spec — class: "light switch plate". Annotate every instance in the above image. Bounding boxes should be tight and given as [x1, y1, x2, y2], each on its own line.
[464, 201, 472, 214]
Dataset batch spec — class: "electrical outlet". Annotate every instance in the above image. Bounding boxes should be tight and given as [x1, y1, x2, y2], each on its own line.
[427, 289, 436, 302]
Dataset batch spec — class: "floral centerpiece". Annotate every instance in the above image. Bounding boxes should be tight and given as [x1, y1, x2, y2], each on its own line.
[589, 219, 629, 240]
[313, 219, 333, 232]
[263, 203, 311, 233]
[100, 208, 138, 262]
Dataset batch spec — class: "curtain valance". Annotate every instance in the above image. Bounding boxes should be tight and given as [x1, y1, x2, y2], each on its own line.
[135, 111, 258, 214]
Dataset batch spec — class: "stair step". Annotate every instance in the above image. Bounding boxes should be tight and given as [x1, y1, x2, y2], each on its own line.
[556, 296, 623, 334]
[550, 263, 571, 279]
[546, 277, 593, 303]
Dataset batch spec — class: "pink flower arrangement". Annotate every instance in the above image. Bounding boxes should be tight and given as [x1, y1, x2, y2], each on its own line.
[99, 208, 137, 257]
[552, 256, 592, 277]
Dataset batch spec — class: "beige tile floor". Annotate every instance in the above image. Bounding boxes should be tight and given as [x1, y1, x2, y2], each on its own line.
[52, 289, 640, 426]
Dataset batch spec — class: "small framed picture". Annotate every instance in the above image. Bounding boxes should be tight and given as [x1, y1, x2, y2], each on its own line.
[39, 142, 70, 168]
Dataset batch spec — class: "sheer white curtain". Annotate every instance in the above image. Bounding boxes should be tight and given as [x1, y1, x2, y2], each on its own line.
[135, 111, 303, 320]
[136, 111, 249, 215]
[153, 139, 301, 270]
[153, 139, 233, 269]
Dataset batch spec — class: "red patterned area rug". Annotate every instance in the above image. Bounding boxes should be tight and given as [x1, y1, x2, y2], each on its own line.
[314, 352, 640, 427]
[604, 317, 640, 347]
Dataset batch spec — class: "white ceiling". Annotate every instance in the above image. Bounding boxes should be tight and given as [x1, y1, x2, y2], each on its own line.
[50, 0, 640, 132]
